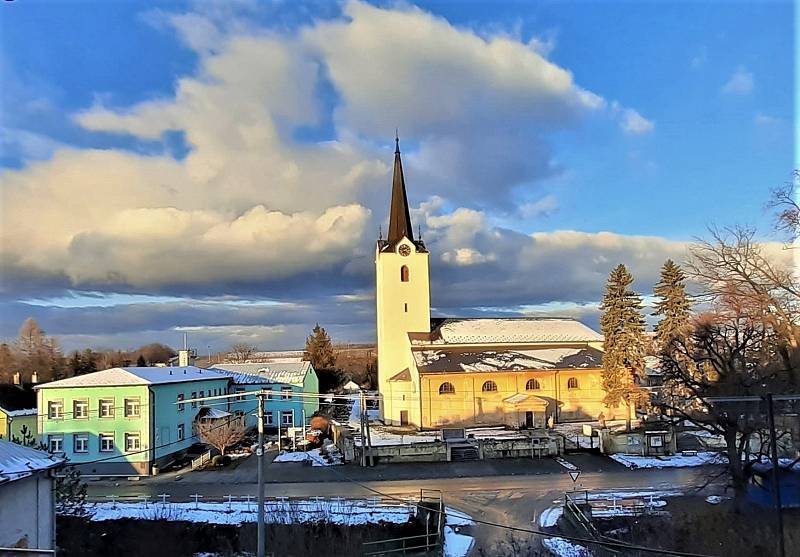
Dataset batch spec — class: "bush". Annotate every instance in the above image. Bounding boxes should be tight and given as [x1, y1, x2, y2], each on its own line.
[221, 455, 231, 466]
[211, 454, 225, 467]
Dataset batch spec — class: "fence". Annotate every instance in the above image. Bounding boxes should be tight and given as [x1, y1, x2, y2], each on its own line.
[191, 449, 213, 470]
[361, 489, 444, 556]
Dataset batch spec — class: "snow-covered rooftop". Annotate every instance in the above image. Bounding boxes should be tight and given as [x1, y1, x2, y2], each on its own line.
[414, 318, 603, 345]
[35, 367, 229, 389]
[413, 346, 603, 373]
[209, 362, 313, 387]
[0, 439, 64, 484]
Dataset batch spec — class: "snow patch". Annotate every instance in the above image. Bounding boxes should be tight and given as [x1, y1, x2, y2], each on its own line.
[272, 445, 343, 466]
[555, 457, 578, 471]
[88, 499, 414, 525]
[542, 537, 593, 557]
[539, 506, 563, 527]
[444, 509, 474, 557]
[610, 451, 725, 469]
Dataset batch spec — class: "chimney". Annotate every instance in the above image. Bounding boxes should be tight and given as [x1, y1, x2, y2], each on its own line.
[169, 369, 173, 375]
[178, 350, 190, 367]
[31, 371, 39, 384]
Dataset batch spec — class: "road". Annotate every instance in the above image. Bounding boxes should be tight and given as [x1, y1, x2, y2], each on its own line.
[85, 454, 723, 554]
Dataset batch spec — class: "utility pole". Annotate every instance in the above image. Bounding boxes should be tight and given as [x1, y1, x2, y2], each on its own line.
[256, 391, 266, 557]
[364, 392, 374, 466]
[359, 392, 366, 467]
[765, 394, 786, 557]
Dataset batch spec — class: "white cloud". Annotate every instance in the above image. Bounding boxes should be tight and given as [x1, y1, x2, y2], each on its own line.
[1, 0, 654, 299]
[722, 67, 754, 95]
[754, 113, 782, 127]
[520, 194, 559, 218]
[620, 108, 655, 135]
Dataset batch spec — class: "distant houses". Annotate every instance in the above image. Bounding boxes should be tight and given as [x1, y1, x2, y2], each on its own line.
[0, 384, 38, 443]
[0, 439, 64, 552]
[35, 366, 230, 475]
[208, 362, 319, 430]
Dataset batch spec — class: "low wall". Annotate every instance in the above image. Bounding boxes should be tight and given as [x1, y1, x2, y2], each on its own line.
[358, 442, 448, 463]
[480, 436, 559, 459]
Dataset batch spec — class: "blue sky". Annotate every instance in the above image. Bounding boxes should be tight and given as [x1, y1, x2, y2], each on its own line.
[0, 0, 794, 352]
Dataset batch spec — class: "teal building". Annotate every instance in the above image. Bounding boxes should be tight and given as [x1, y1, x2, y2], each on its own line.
[208, 362, 318, 430]
[35, 367, 230, 476]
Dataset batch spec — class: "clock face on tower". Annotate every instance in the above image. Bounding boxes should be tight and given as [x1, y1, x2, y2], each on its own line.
[398, 244, 412, 257]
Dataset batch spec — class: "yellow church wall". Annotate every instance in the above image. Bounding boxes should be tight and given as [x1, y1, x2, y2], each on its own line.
[375, 238, 430, 426]
[419, 368, 630, 429]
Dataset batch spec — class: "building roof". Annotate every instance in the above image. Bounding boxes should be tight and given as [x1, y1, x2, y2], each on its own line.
[0, 384, 37, 416]
[0, 440, 64, 484]
[209, 361, 313, 387]
[413, 346, 603, 373]
[411, 317, 603, 346]
[34, 366, 229, 389]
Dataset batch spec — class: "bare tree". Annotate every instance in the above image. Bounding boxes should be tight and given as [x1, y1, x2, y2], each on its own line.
[768, 170, 800, 244]
[196, 416, 247, 456]
[230, 342, 257, 363]
[688, 226, 800, 360]
[657, 308, 785, 496]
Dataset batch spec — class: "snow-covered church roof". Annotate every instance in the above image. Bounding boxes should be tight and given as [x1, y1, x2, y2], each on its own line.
[413, 346, 603, 373]
[412, 317, 603, 346]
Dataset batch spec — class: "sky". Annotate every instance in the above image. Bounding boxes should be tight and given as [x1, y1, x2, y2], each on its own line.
[0, 0, 795, 353]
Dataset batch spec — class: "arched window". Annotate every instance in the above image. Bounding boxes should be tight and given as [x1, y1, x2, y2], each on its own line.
[567, 377, 579, 390]
[481, 380, 498, 392]
[525, 378, 541, 391]
[439, 382, 455, 395]
[400, 265, 410, 282]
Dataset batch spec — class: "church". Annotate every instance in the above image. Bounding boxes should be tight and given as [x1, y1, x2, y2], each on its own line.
[375, 138, 634, 429]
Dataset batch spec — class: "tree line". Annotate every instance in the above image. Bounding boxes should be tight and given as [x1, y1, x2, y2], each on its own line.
[0, 318, 176, 384]
[599, 177, 799, 497]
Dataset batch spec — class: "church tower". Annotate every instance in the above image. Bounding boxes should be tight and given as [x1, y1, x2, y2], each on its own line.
[375, 136, 431, 426]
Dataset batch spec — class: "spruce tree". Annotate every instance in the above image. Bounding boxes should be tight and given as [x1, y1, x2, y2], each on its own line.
[652, 259, 691, 354]
[136, 354, 147, 367]
[599, 264, 646, 429]
[652, 259, 692, 408]
[303, 323, 336, 370]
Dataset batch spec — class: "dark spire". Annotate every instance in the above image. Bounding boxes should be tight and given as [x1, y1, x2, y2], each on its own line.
[387, 134, 414, 246]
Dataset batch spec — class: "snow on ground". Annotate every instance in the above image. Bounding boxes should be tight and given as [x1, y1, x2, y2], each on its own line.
[272, 444, 343, 466]
[357, 427, 440, 446]
[705, 495, 728, 505]
[539, 506, 563, 527]
[555, 457, 578, 471]
[542, 537, 593, 557]
[89, 499, 413, 526]
[444, 508, 474, 557]
[610, 451, 725, 469]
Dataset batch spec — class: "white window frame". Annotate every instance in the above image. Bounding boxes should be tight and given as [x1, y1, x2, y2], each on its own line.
[234, 387, 246, 401]
[264, 411, 274, 426]
[177, 423, 185, 441]
[124, 432, 141, 452]
[281, 410, 294, 426]
[74, 434, 89, 453]
[99, 398, 115, 419]
[73, 399, 89, 419]
[99, 433, 115, 452]
[124, 398, 140, 418]
[48, 400, 64, 420]
[48, 435, 63, 453]
[191, 392, 197, 409]
[281, 387, 292, 400]
[177, 393, 185, 412]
